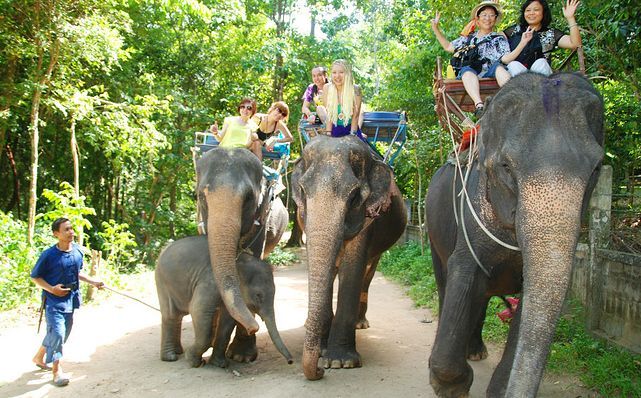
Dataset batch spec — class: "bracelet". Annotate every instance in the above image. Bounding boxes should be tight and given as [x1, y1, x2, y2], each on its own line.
[568, 23, 578, 29]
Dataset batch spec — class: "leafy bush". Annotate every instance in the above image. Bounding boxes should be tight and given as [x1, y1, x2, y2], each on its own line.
[378, 241, 438, 311]
[97, 219, 140, 273]
[266, 246, 298, 266]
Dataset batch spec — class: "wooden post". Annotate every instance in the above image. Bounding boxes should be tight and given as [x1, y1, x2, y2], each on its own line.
[585, 165, 612, 331]
[85, 250, 102, 302]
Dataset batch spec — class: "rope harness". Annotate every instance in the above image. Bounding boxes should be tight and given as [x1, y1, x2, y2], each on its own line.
[439, 89, 520, 278]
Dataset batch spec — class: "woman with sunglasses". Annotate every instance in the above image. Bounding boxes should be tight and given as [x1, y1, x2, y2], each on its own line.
[210, 98, 259, 149]
[250, 101, 294, 160]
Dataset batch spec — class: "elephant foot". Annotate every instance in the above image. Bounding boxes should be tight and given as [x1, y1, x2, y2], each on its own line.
[429, 364, 473, 398]
[226, 335, 258, 363]
[160, 351, 180, 362]
[186, 350, 206, 368]
[355, 317, 370, 329]
[208, 354, 229, 368]
[466, 343, 488, 361]
[321, 347, 362, 369]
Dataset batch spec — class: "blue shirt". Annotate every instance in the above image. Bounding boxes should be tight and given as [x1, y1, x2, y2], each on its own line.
[31, 244, 84, 313]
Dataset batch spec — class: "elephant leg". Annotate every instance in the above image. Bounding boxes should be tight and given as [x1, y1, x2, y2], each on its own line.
[429, 243, 448, 319]
[467, 296, 489, 361]
[323, 238, 368, 369]
[356, 254, 380, 329]
[186, 290, 216, 367]
[210, 309, 235, 368]
[429, 253, 480, 398]
[160, 312, 184, 362]
[487, 299, 522, 398]
[226, 323, 258, 363]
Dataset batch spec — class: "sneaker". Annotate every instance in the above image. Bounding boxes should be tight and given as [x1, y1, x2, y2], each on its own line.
[53, 372, 70, 387]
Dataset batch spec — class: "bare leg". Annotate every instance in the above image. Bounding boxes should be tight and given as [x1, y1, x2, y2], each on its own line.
[33, 346, 47, 368]
[461, 72, 483, 106]
[495, 65, 511, 87]
[250, 140, 263, 160]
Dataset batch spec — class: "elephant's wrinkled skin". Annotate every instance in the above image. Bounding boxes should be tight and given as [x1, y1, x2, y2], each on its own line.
[292, 136, 407, 380]
[155, 236, 293, 367]
[196, 147, 287, 334]
[426, 73, 604, 397]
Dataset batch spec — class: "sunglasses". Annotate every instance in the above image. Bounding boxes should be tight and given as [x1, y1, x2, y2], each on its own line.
[239, 105, 253, 111]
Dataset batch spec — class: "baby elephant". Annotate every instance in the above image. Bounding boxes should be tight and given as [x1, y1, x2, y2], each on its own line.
[155, 235, 293, 367]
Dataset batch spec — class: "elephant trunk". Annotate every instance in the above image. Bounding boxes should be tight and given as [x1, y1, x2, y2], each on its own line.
[205, 189, 259, 334]
[260, 308, 293, 364]
[506, 175, 585, 397]
[302, 198, 344, 380]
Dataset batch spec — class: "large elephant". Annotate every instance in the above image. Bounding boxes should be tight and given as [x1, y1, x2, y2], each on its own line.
[425, 73, 604, 397]
[155, 235, 293, 367]
[291, 136, 407, 380]
[196, 147, 287, 334]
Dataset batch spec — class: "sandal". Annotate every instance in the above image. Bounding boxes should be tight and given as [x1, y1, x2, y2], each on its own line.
[53, 372, 70, 387]
[35, 362, 52, 371]
[474, 102, 485, 119]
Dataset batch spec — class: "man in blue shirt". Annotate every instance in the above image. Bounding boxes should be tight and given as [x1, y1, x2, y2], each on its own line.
[30, 218, 104, 387]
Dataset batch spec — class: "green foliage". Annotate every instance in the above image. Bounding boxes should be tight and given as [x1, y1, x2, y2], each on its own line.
[548, 300, 641, 397]
[97, 219, 139, 273]
[39, 181, 96, 233]
[378, 241, 438, 311]
[0, 212, 41, 309]
[266, 245, 299, 266]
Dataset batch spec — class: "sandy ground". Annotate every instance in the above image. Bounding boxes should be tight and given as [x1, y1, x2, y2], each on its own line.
[0, 248, 593, 398]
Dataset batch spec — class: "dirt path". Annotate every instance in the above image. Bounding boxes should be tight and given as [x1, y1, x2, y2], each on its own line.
[0, 248, 590, 397]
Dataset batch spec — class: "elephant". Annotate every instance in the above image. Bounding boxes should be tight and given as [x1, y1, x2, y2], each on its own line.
[155, 235, 293, 367]
[291, 135, 407, 380]
[425, 73, 604, 397]
[196, 147, 287, 335]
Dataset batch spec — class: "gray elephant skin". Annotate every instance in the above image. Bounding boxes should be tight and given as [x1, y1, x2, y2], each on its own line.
[425, 73, 604, 397]
[292, 136, 407, 380]
[196, 147, 287, 335]
[155, 235, 293, 367]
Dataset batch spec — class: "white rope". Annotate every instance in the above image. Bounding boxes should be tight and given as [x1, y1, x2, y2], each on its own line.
[437, 86, 520, 279]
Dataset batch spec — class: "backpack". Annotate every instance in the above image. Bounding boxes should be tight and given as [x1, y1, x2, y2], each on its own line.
[450, 34, 495, 75]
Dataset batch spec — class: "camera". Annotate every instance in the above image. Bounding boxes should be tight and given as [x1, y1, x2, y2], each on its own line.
[63, 282, 78, 290]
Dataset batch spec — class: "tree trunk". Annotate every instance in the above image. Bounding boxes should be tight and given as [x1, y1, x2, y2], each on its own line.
[27, 1, 60, 243]
[5, 142, 21, 217]
[70, 116, 84, 246]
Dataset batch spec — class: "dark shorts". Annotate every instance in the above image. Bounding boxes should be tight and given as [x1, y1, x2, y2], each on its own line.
[330, 124, 367, 142]
[457, 61, 503, 79]
[42, 307, 74, 364]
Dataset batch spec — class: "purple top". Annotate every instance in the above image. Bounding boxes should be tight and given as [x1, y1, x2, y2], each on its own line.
[302, 83, 323, 106]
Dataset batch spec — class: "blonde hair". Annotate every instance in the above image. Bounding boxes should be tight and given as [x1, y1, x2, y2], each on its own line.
[326, 59, 355, 125]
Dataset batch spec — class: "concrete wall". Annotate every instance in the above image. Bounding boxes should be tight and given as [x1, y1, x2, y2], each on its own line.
[572, 245, 641, 353]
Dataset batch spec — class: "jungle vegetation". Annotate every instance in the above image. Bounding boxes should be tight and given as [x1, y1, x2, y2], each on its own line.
[1, 0, 639, 305]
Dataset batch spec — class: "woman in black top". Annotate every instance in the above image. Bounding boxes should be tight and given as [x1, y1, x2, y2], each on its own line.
[502, 0, 582, 77]
[250, 101, 293, 160]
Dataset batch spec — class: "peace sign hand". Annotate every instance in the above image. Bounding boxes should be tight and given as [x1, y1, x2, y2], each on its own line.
[521, 27, 534, 45]
[431, 11, 441, 31]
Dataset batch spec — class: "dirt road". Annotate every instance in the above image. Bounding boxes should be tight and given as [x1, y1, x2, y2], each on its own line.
[0, 249, 590, 397]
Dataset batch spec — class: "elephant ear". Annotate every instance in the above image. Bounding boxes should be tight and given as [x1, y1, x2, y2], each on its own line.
[484, 161, 517, 229]
[291, 159, 305, 215]
[365, 160, 393, 218]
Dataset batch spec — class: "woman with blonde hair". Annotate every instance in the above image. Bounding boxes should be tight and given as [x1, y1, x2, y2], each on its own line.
[322, 60, 366, 140]
[250, 101, 293, 160]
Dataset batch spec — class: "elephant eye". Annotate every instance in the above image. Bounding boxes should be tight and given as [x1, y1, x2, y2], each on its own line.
[347, 188, 361, 209]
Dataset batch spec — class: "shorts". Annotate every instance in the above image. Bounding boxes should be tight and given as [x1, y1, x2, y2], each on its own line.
[457, 61, 503, 79]
[42, 307, 74, 364]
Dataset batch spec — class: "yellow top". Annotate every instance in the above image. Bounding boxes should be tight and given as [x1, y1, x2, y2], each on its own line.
[219, 116, 257, 148]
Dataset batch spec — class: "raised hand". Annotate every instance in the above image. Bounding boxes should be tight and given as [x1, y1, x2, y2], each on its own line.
[431, 11, 441, 31]
[563, 0, 580, 20]
[209, 122, 219, 135]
